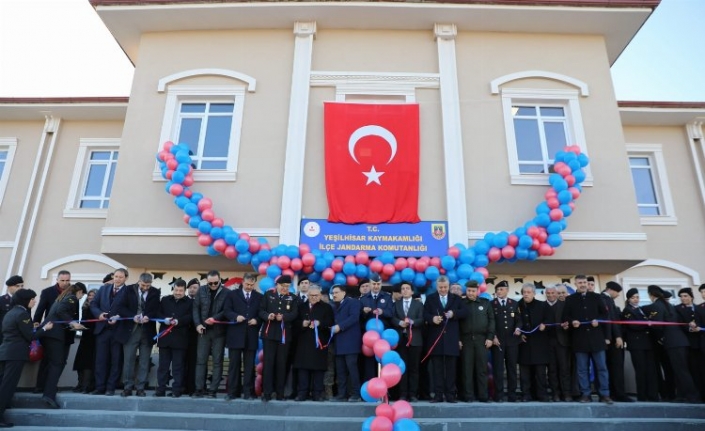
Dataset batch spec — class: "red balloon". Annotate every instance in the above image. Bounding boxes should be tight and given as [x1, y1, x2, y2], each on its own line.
[344, 255, 355, 263]
[380, 363, 402, 387]
[373, 339, 391, 359]
[255, 362, 263, 375]
[362, 345, 375, 357]
[302, 265, 314, 274]
[414, 259, 428, 272]
[370, 416, 393, 431]
[166, 159, 178, 170]
[370, 260, 383, 274]
[201, 209, 215, 222]
[553, 162, 569, 175]
[567, 144, 581, 155]
[213, 239, 227, 253]
[527, 226, 540, 238]
[290, 258, 303, 272]
[479, 283, 487, 293]
[507, 234, 519, 247]
[269, 256, 279, 266]
[488, 247, 501, 262]
[538, 243, 553, 256]
[257, 350, 264, 363]
[538, 230, 548, 243]
[182, 175, 194, 187]
[565, 174, 576, 187]
[569, 202, 575, 210]
[367, 377, 389, 399]
[197, 198, 213, 211]
[182, 214, 191, 224]
[331, 259, 344, 272]
[301, 253, 315, 266]
[198, 234, 213, 246]
[549, 208, 564, 221]
[429, 257, 441, 268]
[258, 263, 269, 275]
[165, 170, 174, 180]
[322, 268, 335, 281]
[407, 257, 417, 267]
[363, 330, 381, 349]
[277, 256, 291, 269]
[376, 404, 395, 421]
[260, 243, 271, 251]
[248, 239, 260, 254]
[346, 275, 358, 286]
[569, 187, 581, 200]
[282, 269, 294, 277]
[224, 245, 237, 260]
[169, 184, 184, 196]
[239, 232, 250, 241]
[183, 189, 192, 198]
[158, 150, 169, 161]
[162, 141, 174, 151]
[254, 378, 262, 396]
[209, 218, 223, 228]
[392, 400, 414, 421]
[476, 267, 489, 278]
[382, 263, 395, 276]
[394, 258, 408, 271]
[355, 251, 370, 265]
[546, 197, 560, 209]
[447, 246, 460, 258]
[501, 246, 515, 259]
[298, 243, 310, 256]
[545, 189, 557, 200]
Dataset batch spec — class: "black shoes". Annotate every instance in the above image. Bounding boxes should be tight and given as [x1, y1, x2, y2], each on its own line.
[41, 396, 60, 409]
[121, 389, 132, 397]
[136, 390, 146, 397]
[154, 391, 166, 397]
[191, 390, 204, 398]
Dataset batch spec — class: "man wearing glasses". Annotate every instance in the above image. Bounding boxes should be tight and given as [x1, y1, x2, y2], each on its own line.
[32, 270, 71, 394]
[192, 270, 228, 398]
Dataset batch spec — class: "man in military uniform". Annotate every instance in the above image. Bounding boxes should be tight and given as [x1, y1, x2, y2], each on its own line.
[258, 275, 298, 401]
[491, 280, 521, 402]
[0, 276, 24, 346]
[459, 281, 494, 402]
[602, 281, 631, 402]
[677, 287, 705, 401]
[359, 273, 393, 381]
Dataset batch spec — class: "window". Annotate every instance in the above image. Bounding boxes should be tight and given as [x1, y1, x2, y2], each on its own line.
[626, 144, 677, 225]
[156, 84, 247, 181]
[0, 138, 18, 207]
[621, 277, 686, 306]
[65, 139, 120, 218]
[499, 88, 592, 186]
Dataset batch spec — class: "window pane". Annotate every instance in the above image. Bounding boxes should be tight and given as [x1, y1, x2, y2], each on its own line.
[513, 106, 536, 116]
[638, 206, 659, 216]
[630, 157, 649, 167]
[79, 200, 101, 209]
[84, 164, 107, 196]
[179, 118, 202, 155]
[200, 160, 228, 170]
[210, 103, 234, 113]
[540, 107, 565, 117]
[519, 164, 546, 174]
[90, 151, 111, 161]
[631, 167, 659, 205]
[0, 161, 5, 177]
[105, 160, 117, 198]
[514, 119, 542, 161]
[181, 103, 206, 113]
[544, 122, 568, 160]
[203, 116, 232, 157]
[0, 150, 7, 161]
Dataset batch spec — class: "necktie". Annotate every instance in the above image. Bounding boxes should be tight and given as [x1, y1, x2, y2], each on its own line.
[441, 296, 447, 307]
[501, 299, 506, 307]
[245, 293, 250, 302]
[373, 295, 377, 301]
[404, 300, 410, 315]
[302, 295, 307, 302]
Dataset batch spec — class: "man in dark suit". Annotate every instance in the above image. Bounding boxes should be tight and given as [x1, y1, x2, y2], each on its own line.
[359, 273, 393, 381]
[223, 273, 262, 400]
[90, 268, 128, 395]
[545, 284, 571, 401]
[677, 287, 705, 402]
[32, 270, 71, 393]
[155, 279, 193, 398]
[392, 282, 424, 401]
[563, 274, 612, 404]
[0, 276, 24, 346]
[491, 280, 521, 402]
[424, 275, 468, 403]
[331, 284, 362, 402]
[112, 272, 160, 397]
[517, 283, 552, 402]
[193, 270, 228, 398]
[258, 275, 298, 401]
[602, 281, 631, 402]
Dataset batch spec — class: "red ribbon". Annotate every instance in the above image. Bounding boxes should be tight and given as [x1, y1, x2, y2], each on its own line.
[421, 318, 449, 364]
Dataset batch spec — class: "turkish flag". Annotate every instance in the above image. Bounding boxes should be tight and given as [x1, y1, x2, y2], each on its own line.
[324, 102, 420, 224]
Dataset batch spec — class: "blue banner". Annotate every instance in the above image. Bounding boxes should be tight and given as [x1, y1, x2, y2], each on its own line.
[300, 219, 449, 257]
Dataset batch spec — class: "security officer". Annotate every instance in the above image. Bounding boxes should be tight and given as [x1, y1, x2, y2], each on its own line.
[258, 275, 298, 401]
[0, 289, 53, 428]
[621, 288, 658, 401]
[602, 281, 631, 402]
[676, 287, 705, 401]
[359, 273, 393, 381]
[458, 281, 495, 402]
[491, 280, 521, 402]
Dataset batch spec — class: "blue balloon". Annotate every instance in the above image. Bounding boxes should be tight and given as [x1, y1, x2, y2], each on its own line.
[554, 151, 567, 163]
[473, 240, 490, 255]
[547, 234, 563, 247]
[235, 239, 250, 253]
[563, 152, 577, 163]
[413, 273, 427, 288]
[343, 262, 356, 276]
[360, 385, 376, 404]
[441, 255, 456, 270]
[400, 268, 415, 282]
[393, 418, 420, 431]
[518, 235, 533, 249]
[237, 252, 252, 265]
[312, 249, 322, 257]
[527, 250, 538, 261]
[557, 190, 573, 204]
[549, 173, 563, 186]
[190, 192, 203, 204]
[568, 160, 581, 172]
[175, 162, 188, 175]
[251, 255, 261, 267]
[286, 245, 300, 259]
[175, 151, 190, 164]
[577, 153, 589, 168]
[483, 232, 496, 243]
[382, 329, 400, 348]
[197, 221, 212, 235]
[458, 249, 475, 265]
[355, 264, 369, 278]
[257, 237, 268, 244]
[366, 319, 385, 334]
[469, 272, 485, 284]
[424, 266, 440, 282]
[493, 232, 509, 248]
[553, 178, 568, 192]
[474, 254, 489, 268]
[547, 222, 563, 235]
[259, 277, 274, 291]
[381, 350, 402, 367]
[171, 170, 185, 184]
[457, 264, 473, 279]
[453, 242, 467, 251]
[535, 201, 550, 214]
[266, 265, 282, 279]
[560, 204, 573, 217]
[516, 248, 529, 260]
[206, 245, 219, 256]
[534, 213, 551, 227]
[515, 227, 527, 237]
[397, 358, 406, 374]
[210, 227, 223, 240]
[323, 252, 335, 264]
[446, 269, 458, 283]
[175, 196, 190, 209]
[389, 272, 401, 285]
[479, 292, 492, 301]
[333, 273, 346, 286]
[313, 259, 328, 272]
[274, 244, 287, 257]
[380, 252, 395, 265]
[257, 248, 271, 262]
[188, 215, 202, 229]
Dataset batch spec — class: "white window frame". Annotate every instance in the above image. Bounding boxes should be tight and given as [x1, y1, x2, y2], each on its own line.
[154, 84, 246, 182]
[64, 138, 120, 219]
[626, 144, 677, 226]
[0, 138, 18, 207]
[500, 88, 593, 186]
[620, 277, 687, 306]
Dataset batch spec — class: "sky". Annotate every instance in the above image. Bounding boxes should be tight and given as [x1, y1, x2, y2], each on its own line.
[0, 0, 703, 101]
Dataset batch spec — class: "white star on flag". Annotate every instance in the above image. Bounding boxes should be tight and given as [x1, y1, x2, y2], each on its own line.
[362, 165, 385, 185]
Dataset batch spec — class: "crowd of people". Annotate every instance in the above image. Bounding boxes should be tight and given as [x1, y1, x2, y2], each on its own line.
[1, 270, 704, 427]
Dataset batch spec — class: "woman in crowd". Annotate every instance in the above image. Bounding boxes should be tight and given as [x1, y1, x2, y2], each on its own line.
[73, 288, 97, 393]
[621, 288, 659, 401]
[39, 283, 87, 409]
